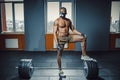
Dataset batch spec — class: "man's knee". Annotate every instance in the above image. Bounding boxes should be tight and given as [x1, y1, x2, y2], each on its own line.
[80, 36, 86, 42]
[57, 48, 64, 54]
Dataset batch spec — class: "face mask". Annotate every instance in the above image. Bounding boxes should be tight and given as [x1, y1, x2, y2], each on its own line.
[60, 12, 66, 18]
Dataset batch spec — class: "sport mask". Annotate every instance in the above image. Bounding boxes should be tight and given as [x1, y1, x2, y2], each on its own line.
[60, 12, 66, 18]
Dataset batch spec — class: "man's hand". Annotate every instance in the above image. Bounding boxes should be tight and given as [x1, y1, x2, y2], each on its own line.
[57, 44, 62, 51]
[81, 33, 87, 38]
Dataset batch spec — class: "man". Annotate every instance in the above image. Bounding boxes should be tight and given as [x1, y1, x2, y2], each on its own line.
[53, 7, 92, 76]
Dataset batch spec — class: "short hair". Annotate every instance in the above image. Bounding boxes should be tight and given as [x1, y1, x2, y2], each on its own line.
[60, 7, 67, 13]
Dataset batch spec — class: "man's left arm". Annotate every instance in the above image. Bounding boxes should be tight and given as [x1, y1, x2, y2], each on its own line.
[70, 24, 86, 37]
[70, 25, 82, 35]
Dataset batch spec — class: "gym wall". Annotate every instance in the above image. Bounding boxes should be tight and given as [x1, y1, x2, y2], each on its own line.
[75, 0, 111, 51]
[24, 0, 111, 51]
[24, 0, 45, 51]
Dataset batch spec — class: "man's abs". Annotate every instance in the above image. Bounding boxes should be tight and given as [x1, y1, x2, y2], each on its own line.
[58, 32, 69, 37]
[58, 25, 69, 36]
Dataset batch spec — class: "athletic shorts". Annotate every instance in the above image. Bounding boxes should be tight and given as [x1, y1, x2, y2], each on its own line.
[58, 35, 72, 44]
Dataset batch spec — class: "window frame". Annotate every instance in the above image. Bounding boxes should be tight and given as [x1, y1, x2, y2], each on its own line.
[0, 1, 24, 33]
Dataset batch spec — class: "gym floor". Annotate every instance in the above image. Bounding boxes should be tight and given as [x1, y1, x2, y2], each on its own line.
[0, 51, 120, 80]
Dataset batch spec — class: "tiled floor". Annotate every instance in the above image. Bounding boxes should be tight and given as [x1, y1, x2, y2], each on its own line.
[31, 69, 86, 80]
[0, 51, 120, 80]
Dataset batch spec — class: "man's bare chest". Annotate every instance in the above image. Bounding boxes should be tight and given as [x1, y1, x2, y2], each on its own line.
[58, 20, 70, 28]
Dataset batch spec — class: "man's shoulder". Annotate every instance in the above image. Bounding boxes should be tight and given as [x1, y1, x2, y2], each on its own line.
[55, 17, 71, 23]
[55, 17, 60, 21]
[56, 17, 71, 20]
[66, 18, 71, 21]
[54, 18, 59, 24]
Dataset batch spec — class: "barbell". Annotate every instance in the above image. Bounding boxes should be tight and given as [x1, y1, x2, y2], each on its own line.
[16, 58, 99, 79]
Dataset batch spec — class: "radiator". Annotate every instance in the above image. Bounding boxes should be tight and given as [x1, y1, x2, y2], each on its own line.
[115, 38, 120, 48]
[5, 39, 18, 48]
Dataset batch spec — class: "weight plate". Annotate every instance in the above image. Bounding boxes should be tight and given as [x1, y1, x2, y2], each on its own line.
[18, 59, 34, 79]
[83, 60, 98, 79]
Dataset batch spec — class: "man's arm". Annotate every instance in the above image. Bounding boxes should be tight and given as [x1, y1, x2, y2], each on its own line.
[69, 21, 82, 35]
[53, 20, 58, 45]
[71, 25, 82, 35]
[70, 25, 86, 37]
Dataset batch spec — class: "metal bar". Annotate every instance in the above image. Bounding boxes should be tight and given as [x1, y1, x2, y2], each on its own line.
[15, 66, 83, 69]
[33, 67, 83, 70]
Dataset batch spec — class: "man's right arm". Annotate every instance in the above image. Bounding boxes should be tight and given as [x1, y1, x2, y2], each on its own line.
[53, 20, 58, 45]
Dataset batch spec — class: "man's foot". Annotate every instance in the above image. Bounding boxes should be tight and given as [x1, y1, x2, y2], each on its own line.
[81, 55, 93, 60]
[59, 70, 66, 78]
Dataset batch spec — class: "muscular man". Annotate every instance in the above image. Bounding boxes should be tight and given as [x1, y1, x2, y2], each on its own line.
[53, 7, 92, 75]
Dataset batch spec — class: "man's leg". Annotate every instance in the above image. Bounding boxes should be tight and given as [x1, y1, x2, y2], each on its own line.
[80, 36, 93, 60]
[57, 49, 62, 70]
[57, 44, 66, 77]
[57, 44, 64, 71]
[80, 36, 87, 55]
[69, 34, 87, 54]
[69, 34, 92, 60]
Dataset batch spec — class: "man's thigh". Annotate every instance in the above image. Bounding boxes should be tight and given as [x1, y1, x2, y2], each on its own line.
[69, 34, 84, 42]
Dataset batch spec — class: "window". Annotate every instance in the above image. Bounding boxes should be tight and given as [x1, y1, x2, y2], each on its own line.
[5, 0, 23, 1]
[47, 2, 59, 33]
[46, 0, 75, 33]
[14, 3, 24, 32]
[0, 0, 24, 33]
[110, 1, 120, 33]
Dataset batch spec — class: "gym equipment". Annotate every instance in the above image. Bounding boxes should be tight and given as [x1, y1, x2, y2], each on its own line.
[83, 59, 99, 79]
[57, 44, 63, 51]
[18, 59, 34, 79]
[17, 58, 99, 79]
[59, 73, 66, 78]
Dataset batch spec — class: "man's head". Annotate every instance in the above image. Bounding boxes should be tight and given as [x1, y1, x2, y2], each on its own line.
[60, 7, 67, 18]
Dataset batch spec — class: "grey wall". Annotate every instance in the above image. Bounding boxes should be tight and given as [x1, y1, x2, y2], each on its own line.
[24, 0, 111, 51]
[75, 0, 111, 51]
[24, 0, 45, 51]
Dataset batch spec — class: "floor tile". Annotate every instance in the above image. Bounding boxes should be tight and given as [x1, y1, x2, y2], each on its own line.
[69, 77, 86, 80]
[50, 77, 70, 80]
[33, 69, 85, 77]
[30, 77, 49, 80]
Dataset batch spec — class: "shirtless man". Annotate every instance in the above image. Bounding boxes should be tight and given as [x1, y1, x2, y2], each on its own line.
[53, 7, 92, 75]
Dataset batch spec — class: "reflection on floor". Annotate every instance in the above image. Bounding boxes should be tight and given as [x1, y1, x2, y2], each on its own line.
[0, 51, 120, 80]
[31, 69, 86, 80]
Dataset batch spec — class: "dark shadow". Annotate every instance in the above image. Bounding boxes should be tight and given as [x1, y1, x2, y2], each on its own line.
[59, 75, 66, 80]
[59, 77, 62, 80]
[87, 76, 105, 80]
[7, 76, 20, 80]
[8, 76, 30, 80]
[96, 77, 105, 80]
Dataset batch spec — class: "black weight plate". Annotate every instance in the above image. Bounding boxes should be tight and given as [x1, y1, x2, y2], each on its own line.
[83, 61, 89, 77]
[84, 60, 99, 79]
[89, 61, 98, 79]
[18, 60, 34, 79]
[85, 61, 92, 78]
[91, 61, 98, 78]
